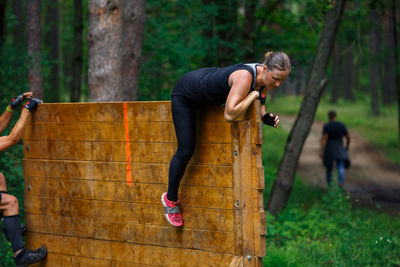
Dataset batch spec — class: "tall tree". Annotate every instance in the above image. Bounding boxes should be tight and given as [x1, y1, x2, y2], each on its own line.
[88, 0, 146, 102]
[368, 0, 380, 115]
[27, 0, 43, 99]
[45, 0, 59, 102]
[393, 0, 400, 140]
[267, 0, 347, 215]
[121, 0, 146, 101]
[71, 0, 83, 102]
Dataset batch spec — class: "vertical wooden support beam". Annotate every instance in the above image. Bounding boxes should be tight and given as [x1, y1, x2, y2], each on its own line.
[232, 106, 256, 267]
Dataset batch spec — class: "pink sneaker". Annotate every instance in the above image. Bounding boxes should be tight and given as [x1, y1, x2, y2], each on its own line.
[161, 192, 183, 227]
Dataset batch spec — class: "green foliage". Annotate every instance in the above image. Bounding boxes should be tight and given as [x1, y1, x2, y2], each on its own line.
[57, 0, 90, 102]
[262, 113, 400, 266]
[264, 185, 400, 266]
[139, 0, 216, 100]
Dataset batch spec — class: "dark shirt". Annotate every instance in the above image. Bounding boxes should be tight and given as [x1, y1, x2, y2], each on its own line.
[323, 121, 350, 168]
[323, 121, 348, 143]
[171, 63, 256, 105]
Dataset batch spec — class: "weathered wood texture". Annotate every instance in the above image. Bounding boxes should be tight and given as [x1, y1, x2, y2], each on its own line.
[23, 101, 265, 266]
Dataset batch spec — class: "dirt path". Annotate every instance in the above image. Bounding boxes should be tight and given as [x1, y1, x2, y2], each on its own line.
[280, 116, 400, 212]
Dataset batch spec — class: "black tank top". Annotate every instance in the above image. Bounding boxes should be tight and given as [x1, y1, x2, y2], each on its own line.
[171, 63, 261, 105]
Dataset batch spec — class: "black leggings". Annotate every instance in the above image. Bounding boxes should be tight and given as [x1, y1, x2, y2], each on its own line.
[167, 96, 197, 202]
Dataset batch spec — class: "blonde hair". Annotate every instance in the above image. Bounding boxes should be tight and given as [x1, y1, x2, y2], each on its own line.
[264, 51, 291, 71]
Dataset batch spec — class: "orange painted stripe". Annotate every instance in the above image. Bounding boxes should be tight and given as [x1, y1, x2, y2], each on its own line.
[123, 102, 132, 186]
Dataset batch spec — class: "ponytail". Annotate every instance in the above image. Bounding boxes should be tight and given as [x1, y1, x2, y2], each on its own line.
[263, 51, 291, 71]
[264, 51, 274, 62]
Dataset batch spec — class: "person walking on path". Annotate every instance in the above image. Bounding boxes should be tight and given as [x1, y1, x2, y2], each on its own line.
[162, 51, 291, 227]
[0, 92, 47, 266]
[320, 110, 351, 188]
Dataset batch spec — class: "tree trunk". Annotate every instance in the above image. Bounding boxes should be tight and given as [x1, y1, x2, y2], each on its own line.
[88, 0, 146, 102]
[243, 0, 256, 62]
[120, 0, 146, 101]
[393, 0, 400, 141]
[369, 0, 380, 115]
[330, 43, 340, 103]
[381, 0, 397, 104]
[266, 0, 347, 215]
[45, 0, 59, 102]
[11, 0, 25, 44]
[27, 0, 43, 99]
[71, 0, 83, 102]
[342, 47, 354, 101]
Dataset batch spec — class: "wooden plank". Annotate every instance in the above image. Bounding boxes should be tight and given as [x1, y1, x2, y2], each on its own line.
[230, 256, 243, 267]
[25, 214, 235, 253]
[31, 102, 228, 123]
[253, 211, 266, 257]
[256, 122, 263, 145]
[24, 196, 233, 231]
[23, 141, 232, 165]
[198, 105, 226, 122]
[25, 177, 233, 209]
[24, 121, 232, 144]
[251, 144, 262, 167]
[251, 166, 264, 190]
[238, 120, 255, 267]
[26, 232, 235, 266]
[231, 122, 243, 255]
[254, 235, 266, 258]
[255, 166, 265, 190]
[27, 253, 154, 267]
[23, 160, 233, 187]
[33, 103, 125, 123]
[252, 212, 265, 241]
[252, 190, 264, 212]
[252, 99, 261, 123]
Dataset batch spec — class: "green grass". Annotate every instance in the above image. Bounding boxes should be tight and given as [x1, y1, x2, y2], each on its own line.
[267, 94, 400, 164]
[261, 118, 400, 267]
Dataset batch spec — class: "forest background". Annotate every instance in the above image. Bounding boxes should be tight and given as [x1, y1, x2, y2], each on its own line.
[0, 0, 399, 266]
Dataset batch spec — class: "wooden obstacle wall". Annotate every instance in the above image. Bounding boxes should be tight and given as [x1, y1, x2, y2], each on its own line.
[22, 101, 266, 267]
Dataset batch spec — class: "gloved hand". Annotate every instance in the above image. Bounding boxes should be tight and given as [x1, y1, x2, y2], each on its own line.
[24, 98, 43, 111]
[263, 112, 278, 127]
[9, 92, 33, 109]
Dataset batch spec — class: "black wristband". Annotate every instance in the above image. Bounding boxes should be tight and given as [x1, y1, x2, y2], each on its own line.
[259, 93, 266, 105]
[263, 112, 276, 127]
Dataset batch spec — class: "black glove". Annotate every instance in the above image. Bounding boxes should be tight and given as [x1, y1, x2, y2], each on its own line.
[24, 98, 43, 111]
[263, 112, 277, 127]
[9, 94, 26, 109]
